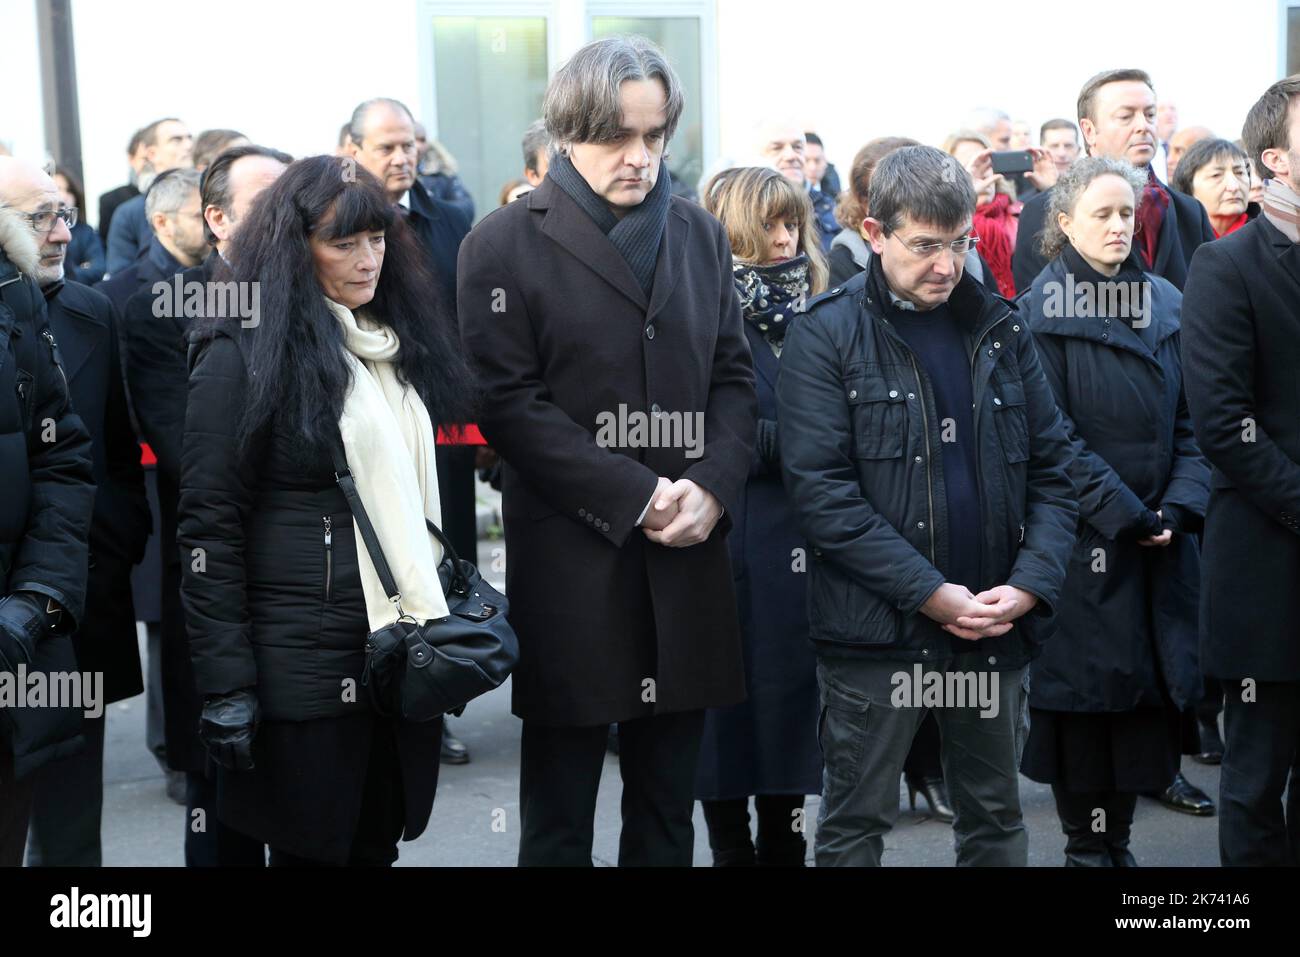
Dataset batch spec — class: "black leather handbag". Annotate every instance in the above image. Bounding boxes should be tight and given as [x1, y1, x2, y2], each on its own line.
[331, 445, 518, 723]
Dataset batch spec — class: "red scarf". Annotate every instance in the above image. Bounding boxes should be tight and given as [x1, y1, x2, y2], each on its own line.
[973, 192, 1018, 297]
[1134, 167, 1169, 268]
[1213, 212, 1249, 239]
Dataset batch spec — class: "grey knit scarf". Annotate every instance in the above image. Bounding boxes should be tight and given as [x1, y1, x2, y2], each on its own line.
[548, 151, 672, 297]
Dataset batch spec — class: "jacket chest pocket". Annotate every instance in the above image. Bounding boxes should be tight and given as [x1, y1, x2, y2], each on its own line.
[844, 370, 906, 460]
[991, 377, 1029, 464]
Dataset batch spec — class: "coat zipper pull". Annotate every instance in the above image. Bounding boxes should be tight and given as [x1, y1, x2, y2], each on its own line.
[323, 515, 333, 601]
[41, 328, 70, 396]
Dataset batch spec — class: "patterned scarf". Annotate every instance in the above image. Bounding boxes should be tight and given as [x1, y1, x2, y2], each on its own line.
[1261, 177, 1300, 243]
[733, 254, 811, 347]
[1133, 167, 1170, 270]
[547, 151, 673, 297]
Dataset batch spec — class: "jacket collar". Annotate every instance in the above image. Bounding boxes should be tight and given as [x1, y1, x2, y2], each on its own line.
[146, 236, 185, 280]
[1027, 252, 1177, 360]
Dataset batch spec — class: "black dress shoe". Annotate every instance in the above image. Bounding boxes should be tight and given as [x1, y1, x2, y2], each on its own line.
[1145, 771, 1214, 816]
[440, 725, 470, 764]
[1193, 717, 1224, 765]
[906, 775, 955, 823]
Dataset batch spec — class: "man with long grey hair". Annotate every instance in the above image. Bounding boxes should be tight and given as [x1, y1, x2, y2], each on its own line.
[459, 35, 756, 866]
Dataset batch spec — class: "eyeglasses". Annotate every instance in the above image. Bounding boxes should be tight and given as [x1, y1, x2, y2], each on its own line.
[892, 232, 980, 259]
[23, 207, 77, 234]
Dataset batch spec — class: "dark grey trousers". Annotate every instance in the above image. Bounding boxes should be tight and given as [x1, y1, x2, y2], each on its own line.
[814, 652, 1030, 867]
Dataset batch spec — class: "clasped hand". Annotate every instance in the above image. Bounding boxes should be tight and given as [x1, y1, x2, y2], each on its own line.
[921, 582, 1039, 640]
[640, 477, 723, 548]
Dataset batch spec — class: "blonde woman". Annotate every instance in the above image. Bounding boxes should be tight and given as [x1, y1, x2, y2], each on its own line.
[693, 167, 826, 865]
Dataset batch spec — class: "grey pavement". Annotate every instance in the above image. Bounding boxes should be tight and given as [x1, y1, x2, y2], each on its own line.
[97, 482, 1224, 867]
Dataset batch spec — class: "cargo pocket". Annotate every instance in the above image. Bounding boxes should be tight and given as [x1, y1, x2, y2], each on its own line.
[817, 667, 872, 789]
[991, 378, 1029, 464]
[844, 369, 906, 460]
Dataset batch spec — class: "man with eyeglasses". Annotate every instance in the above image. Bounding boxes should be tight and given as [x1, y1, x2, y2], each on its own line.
[776, 145, 1077, 866]
[98, 169, 206, 317]
[0, 156, 151, 865]
[0, 156, 98, 865]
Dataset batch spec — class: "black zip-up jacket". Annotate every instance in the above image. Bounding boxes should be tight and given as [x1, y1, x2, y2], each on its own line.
[776, 264, 1078, 669]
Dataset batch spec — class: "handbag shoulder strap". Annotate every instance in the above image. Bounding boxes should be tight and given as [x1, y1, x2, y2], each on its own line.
[329, 438, 403, 603]
[329, 437, 470, 601]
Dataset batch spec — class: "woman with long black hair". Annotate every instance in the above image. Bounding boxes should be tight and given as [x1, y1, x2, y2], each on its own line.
[177, 155, 477, 866]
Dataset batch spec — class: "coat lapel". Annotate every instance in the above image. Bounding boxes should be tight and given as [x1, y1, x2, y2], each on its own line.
[537, 180, 649, 312]
[646, 204, 689, 322]
[48, 288, 103, 383]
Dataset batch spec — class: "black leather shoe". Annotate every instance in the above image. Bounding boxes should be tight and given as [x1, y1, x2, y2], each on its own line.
[906, 775, 955, 823]
[440, 725, 470, 764]
[1145, 771, 1215, 816]
[1193, 717, 1224, 765]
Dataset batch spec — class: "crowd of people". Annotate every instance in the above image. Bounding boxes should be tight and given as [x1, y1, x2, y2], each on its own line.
[1, 34, 1299, 869]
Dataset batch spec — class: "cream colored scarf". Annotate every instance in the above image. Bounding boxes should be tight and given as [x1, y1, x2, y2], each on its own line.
[325, 297, 449, 629]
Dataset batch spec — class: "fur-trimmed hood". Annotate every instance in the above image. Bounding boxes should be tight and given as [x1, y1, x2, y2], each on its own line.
[0, 204, 41, 278]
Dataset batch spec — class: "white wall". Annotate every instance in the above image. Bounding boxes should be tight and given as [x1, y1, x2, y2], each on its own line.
[2, 0, 1290, 228]
[71, 0, 425, 226]
[1, 0, 46, 159]
[717, 0, 1285, 179]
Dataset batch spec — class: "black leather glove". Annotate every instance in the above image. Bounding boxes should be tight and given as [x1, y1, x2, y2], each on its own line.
[0, 591, 63, 671]
[756, 418, 780, 469]
[199, 688, 260, 772]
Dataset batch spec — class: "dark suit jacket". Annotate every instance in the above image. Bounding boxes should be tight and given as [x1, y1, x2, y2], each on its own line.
[121, 254, 213, 770]
[45, 279, 150, 704]
[97, 183, 139, 247]
[98, 237, 187, 317]
[406, 178, 471, 313]
[458, 177, 757, 725]
[1182, 215, 1300, 681]
[1013, 176, 1214, 292]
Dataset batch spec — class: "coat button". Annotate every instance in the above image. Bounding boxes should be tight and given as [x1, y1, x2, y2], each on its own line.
[651, 403, 661, 415]
[915, 455, 923, 463]
[921, 649, 930, 657]
[848, 389, 857, 399]
[1012, 324, 1021, 332]
[1100, 333, 1109, 340]
[993, 341, 1001, 348]
[1103, 319, 1111, 325]
[987, 349, 995, 357]
[645, 324, 656, 339]
[907, 392, 915, 399]
[988, 656, 997, 665]
[830, 288, 840, 295]
[586, 514, 595, 523]
[917, 520, 926, 529]
[993, 397, 1002, 406]
[888, 389, 899, 398]
[601, 521, 611, 532]
[579, 508, 587, 517]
